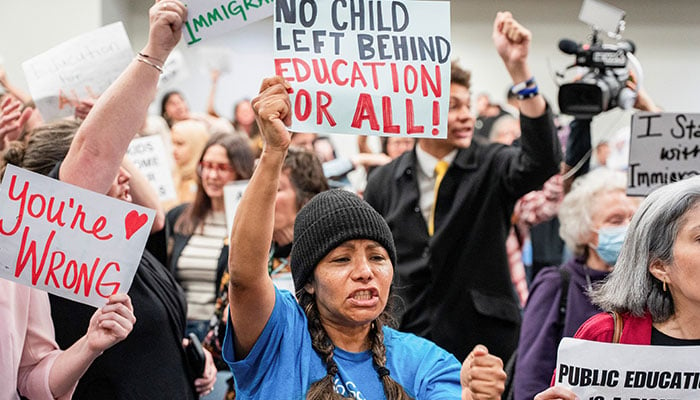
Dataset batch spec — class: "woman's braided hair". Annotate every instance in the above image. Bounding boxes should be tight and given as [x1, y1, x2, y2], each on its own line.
[298, 290, 413, 400]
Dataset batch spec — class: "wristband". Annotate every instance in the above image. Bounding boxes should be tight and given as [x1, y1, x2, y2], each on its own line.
[510, 77, 536, 94]
[516, 85, 539, 100]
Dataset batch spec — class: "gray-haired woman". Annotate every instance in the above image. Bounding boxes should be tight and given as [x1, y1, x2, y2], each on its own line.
[515, 168, 637, 400]
[535, 175, 700, 400]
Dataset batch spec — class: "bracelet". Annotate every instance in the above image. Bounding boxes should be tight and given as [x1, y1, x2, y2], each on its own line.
[510, 77, 536, 95]
[516, 85, 539, 100]
[138, 52, 165, 64]
[136, 55, 164, 74]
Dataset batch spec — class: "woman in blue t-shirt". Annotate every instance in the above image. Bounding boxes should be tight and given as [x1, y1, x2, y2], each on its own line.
[223, 74, 508, 399]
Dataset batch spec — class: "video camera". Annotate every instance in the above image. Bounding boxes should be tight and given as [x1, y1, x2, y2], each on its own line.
[557, 0, 640, 118]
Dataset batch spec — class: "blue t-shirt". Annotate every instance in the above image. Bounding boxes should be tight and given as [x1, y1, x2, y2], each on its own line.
[223, 288, 461, 399]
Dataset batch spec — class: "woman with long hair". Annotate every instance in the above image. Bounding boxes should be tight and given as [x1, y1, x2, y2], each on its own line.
[167, 132, 255, 341]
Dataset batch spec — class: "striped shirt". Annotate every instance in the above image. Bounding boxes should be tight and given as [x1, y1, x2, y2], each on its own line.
[176, 211, 227, 321]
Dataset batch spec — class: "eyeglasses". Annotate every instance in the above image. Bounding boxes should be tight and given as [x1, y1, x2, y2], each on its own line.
[198, 161, 235, 175]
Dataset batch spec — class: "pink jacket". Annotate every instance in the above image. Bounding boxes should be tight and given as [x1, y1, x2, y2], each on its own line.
[1, 280, 69, 400]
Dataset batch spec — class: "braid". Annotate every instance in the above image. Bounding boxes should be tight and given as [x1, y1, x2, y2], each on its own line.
[300, 291, 350, 400]
[300, 290, 412, 399]
[369, 319, 414, 399]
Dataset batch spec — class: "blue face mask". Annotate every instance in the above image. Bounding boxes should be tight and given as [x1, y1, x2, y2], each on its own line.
[595, 225, 628, 266]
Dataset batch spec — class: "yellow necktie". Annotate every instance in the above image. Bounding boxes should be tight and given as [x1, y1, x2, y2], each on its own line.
[428, 160, 449, 236]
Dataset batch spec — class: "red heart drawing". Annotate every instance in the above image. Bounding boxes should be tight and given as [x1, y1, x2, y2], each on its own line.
[124, 210, 148, 240]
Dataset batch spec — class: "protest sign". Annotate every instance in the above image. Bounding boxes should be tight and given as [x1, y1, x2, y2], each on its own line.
[274, 0, 451, 138]
[22, 22, 133, 123]
[555, 337, 700, 399]
[183, 0, 275, 46]
[0, 165, 155, 308]
[158, 49, 190, 89]
[223, 180, 249, 235]
[628, 112, 700, 196]
[127, 136, 177, 202]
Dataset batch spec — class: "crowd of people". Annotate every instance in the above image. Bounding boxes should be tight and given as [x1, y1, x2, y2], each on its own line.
[1, 1, 698, 399]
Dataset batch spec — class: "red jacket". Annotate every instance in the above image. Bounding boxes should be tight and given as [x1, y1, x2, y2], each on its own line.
[550, 311, 653, 387]
[573, 312, 653, 344]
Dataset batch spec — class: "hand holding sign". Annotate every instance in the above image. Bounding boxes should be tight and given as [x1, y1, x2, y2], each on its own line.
[86, 293, 136, 353]
[534, 386, 579, 400]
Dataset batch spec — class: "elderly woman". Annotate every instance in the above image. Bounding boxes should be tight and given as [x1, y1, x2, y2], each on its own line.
[535, 175, 700, 400]
[221, 75, 506, 399]
[514, 168, 637, 400]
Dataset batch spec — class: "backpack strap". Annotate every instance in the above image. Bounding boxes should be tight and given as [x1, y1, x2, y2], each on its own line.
[611, 310, 623, 343]
[556, 267, 571, 331]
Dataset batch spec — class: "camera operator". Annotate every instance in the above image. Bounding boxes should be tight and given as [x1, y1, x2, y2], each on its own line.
[561, 72, 660, 192]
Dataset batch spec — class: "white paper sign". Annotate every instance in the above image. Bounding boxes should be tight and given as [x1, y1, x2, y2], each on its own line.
[274, 0, 451, 138]
[21, 22, 133, 123]
[223, 180, 249, 236]
[0, 165, 155, 308]
[628, 112, 700, 196]
[183, 0, 274, 46]
[555, 337, 700, 399]
[158, 49, 190, 89]
[127, 136, 177, 202]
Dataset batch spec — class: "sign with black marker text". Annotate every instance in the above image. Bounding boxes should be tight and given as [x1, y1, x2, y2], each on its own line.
[555, 337, 700, 399]
[628, 112, 700, 196]
[274, 0, 451, 138]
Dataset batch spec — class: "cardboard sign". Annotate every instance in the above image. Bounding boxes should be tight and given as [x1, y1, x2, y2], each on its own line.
[274, 0, 451, 138]
[555, 337, 700, 399]
[0, 165, 155, 308]
[223, 180, 249, 236]
[183, 0, 275, 46]
[126, 136, 177, 202]
[22, 22, 133, 123]
[628, 112, 700, 196]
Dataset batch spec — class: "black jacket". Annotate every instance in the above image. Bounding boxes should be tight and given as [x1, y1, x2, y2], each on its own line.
[364, 106, 561, 361]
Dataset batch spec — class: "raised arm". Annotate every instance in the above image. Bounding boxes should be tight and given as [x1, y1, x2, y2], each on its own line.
[60, 0, 185, 193]
[492, 11, 546, 118]
[228, 76, 292, 358]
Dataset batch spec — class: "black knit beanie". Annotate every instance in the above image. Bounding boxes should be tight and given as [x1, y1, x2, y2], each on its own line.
[290, 189, 396, 293]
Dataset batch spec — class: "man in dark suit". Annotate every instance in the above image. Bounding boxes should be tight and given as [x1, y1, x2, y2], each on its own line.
[364, 12, 561, 362]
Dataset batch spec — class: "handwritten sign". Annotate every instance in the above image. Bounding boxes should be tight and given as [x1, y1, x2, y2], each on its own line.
[274, 0, 451, 138]
[0, 165, 154, 308]
[628, 112, 700, 196]
[127, 136, 177, 202]
[183, 0, 275, 46]
[158, 49, 190, 89]
[555, 337, 700, 399]
[223, 180, 249, 236]
[21, 22, 133, 123]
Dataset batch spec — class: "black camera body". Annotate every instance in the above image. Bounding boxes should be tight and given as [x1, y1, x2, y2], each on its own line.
[557, 39, 636, 118]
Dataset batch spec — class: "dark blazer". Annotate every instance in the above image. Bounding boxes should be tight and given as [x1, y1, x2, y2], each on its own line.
[166, 204, 229, 295]
[364, 107, 561, 362]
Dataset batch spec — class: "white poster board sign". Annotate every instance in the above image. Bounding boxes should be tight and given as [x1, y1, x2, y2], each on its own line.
[628, 112, 700, 196]
[555, 337, 700, 399]
[0, 165, 155, 308]
[127, 136, 177, 202]
[22, 22, 133, 122]
[183, 0, 274, 46]
[274, 0, 451, 138]
[223, 180, 249, 236]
